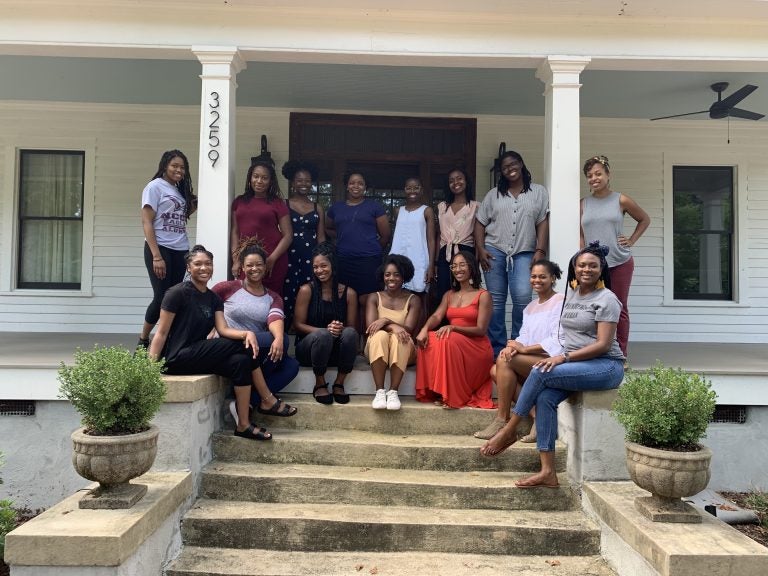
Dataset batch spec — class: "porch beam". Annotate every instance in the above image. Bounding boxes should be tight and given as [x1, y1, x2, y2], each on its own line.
[536, 56, 590, 270]
[193, 47, 246, 283]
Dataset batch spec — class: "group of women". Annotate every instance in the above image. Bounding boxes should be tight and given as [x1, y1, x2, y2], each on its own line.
[138, 147, 649, 486]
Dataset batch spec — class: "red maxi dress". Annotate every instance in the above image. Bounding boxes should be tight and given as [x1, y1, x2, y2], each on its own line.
[415, 290, 495, 409]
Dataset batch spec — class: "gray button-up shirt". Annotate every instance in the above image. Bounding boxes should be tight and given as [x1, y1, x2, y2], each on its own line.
[476, 183, 549, 256]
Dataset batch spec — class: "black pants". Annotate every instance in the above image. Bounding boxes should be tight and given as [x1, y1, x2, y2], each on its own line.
[295, 327, 358, 376]
[144, 242, 187, 325]
[164, 338, 263, 387]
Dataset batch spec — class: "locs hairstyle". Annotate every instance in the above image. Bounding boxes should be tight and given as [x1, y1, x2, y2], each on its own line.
[244, 161, 282, 202]
[497, 150, 532, 196]
[151, 149, 196, 220]
[565, 241, 611, 292]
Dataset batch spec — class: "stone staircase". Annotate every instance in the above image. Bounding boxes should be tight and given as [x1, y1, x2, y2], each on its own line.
[166, 394, 616, 576]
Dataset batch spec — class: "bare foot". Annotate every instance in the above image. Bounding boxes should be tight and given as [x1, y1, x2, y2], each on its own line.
[480, 427, 517, 457]
[515, 471, 559, 488]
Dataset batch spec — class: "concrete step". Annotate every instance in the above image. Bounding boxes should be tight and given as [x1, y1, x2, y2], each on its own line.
[233, 394, 531, 436]
[212, 428, 565, 473]
[167, 546, 617, 576]
[200, 462, 577, 511]
[181, 500, 601, 556]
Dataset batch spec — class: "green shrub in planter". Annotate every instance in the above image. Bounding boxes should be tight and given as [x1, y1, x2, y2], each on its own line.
[58, 346, 166, 435]
[612, 362, 716, 450]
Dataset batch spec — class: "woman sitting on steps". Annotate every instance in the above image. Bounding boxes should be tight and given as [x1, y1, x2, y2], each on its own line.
[480, 242, 625, 488]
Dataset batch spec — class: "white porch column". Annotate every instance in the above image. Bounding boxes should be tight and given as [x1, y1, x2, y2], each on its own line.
[193, 47, 246, 284]
[536, 56, 590, 270]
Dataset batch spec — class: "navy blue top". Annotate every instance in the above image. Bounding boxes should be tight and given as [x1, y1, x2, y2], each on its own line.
[327, 199, 386, 257]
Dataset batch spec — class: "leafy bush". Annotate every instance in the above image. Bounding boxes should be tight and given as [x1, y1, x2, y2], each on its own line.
[612, 362, 717, 450]
[0, 452, 17, 560]
[58, 346, 166, 435]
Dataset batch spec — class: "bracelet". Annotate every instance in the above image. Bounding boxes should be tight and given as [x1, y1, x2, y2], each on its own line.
[153, 257, 163, 262]
[535, 248, 546, 254]
[563, 351, 570, 362]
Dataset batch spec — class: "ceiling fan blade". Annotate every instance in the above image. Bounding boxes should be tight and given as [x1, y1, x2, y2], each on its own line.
[727, 107, 765, 121]
[650, 110, 708, 121]
[717, 84, 758, 109]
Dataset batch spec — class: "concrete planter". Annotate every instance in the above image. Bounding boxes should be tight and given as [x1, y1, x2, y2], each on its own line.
[71, 425, 159, 509]
[625, 441, 712, 523]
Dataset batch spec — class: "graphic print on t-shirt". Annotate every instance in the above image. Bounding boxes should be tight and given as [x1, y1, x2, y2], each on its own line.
[160, 196, 186, 235]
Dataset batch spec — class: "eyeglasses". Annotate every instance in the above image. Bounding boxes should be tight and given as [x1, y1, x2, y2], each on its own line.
[449, 263, 469, 270]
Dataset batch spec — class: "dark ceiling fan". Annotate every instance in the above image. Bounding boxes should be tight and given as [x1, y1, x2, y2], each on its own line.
[651, 82, 765, 121]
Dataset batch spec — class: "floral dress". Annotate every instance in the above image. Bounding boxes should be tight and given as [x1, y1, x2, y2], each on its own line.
[284, 201, 320, 326]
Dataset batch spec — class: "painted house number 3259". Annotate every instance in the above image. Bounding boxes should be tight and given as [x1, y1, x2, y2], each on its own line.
[208, 91, 221, 167]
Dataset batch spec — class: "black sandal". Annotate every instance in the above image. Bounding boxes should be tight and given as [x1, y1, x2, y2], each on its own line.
[257, 396, 298, 417]
[313, 382, 333, 405]
[332, 383, 350, 405]
[234, 423, 272, 441]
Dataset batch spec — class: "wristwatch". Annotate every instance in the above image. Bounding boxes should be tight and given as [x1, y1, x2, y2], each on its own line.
[563, 351, 571, 362]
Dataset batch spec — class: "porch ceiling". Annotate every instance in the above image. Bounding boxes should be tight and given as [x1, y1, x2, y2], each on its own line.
[3, 55, 768, 120]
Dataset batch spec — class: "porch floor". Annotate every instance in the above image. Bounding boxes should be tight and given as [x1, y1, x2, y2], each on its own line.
[0, 332, 763, 375]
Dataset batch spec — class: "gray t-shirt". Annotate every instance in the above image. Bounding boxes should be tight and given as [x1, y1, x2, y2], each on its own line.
[476, 183, 549, 256]
[559, 288, 625, 361]
[141, 178, 189, 251]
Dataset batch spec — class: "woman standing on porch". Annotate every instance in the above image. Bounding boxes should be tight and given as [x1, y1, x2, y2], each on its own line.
[475, 150, 549, 358]
[138, 149, 197, 349]
[435, 168, 478, 306]
[230, 161, 293, 295]
[281, 160, 326, 328]
[480, 242, 625, 487]
[581, 155, 650, 358]
[326, 171, 390, 331]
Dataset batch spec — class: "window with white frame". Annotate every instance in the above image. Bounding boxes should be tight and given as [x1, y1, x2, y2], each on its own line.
[17, 150, 85, 289]
[672, 165, 734, 300]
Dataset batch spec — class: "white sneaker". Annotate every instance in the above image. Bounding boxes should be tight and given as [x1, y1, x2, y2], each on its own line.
[371, 389, 387, 410]
[385, 389, 401, 411]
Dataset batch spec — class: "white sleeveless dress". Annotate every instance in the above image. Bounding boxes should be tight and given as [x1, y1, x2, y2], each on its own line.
[390, 205, 429, 292]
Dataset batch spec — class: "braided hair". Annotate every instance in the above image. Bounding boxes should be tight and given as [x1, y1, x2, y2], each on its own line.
[151, 149, 196, 220]
[497, 150, 532, 196]
[309, 242, 345, 325]
[233, 236, 267, 266]
[565, 241, 612, 295]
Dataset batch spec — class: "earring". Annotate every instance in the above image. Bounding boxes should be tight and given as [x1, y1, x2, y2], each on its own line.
[469, 278, 474, 286]
[596, 279, 605, 290]
[570, 279, 578, 289]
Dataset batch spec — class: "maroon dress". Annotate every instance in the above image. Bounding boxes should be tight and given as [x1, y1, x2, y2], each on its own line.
[231, 195, 289, 295]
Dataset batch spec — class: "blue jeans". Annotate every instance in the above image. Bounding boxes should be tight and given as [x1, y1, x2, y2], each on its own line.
[482, 246, 534, 356]
[513, 357, 624, 452]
